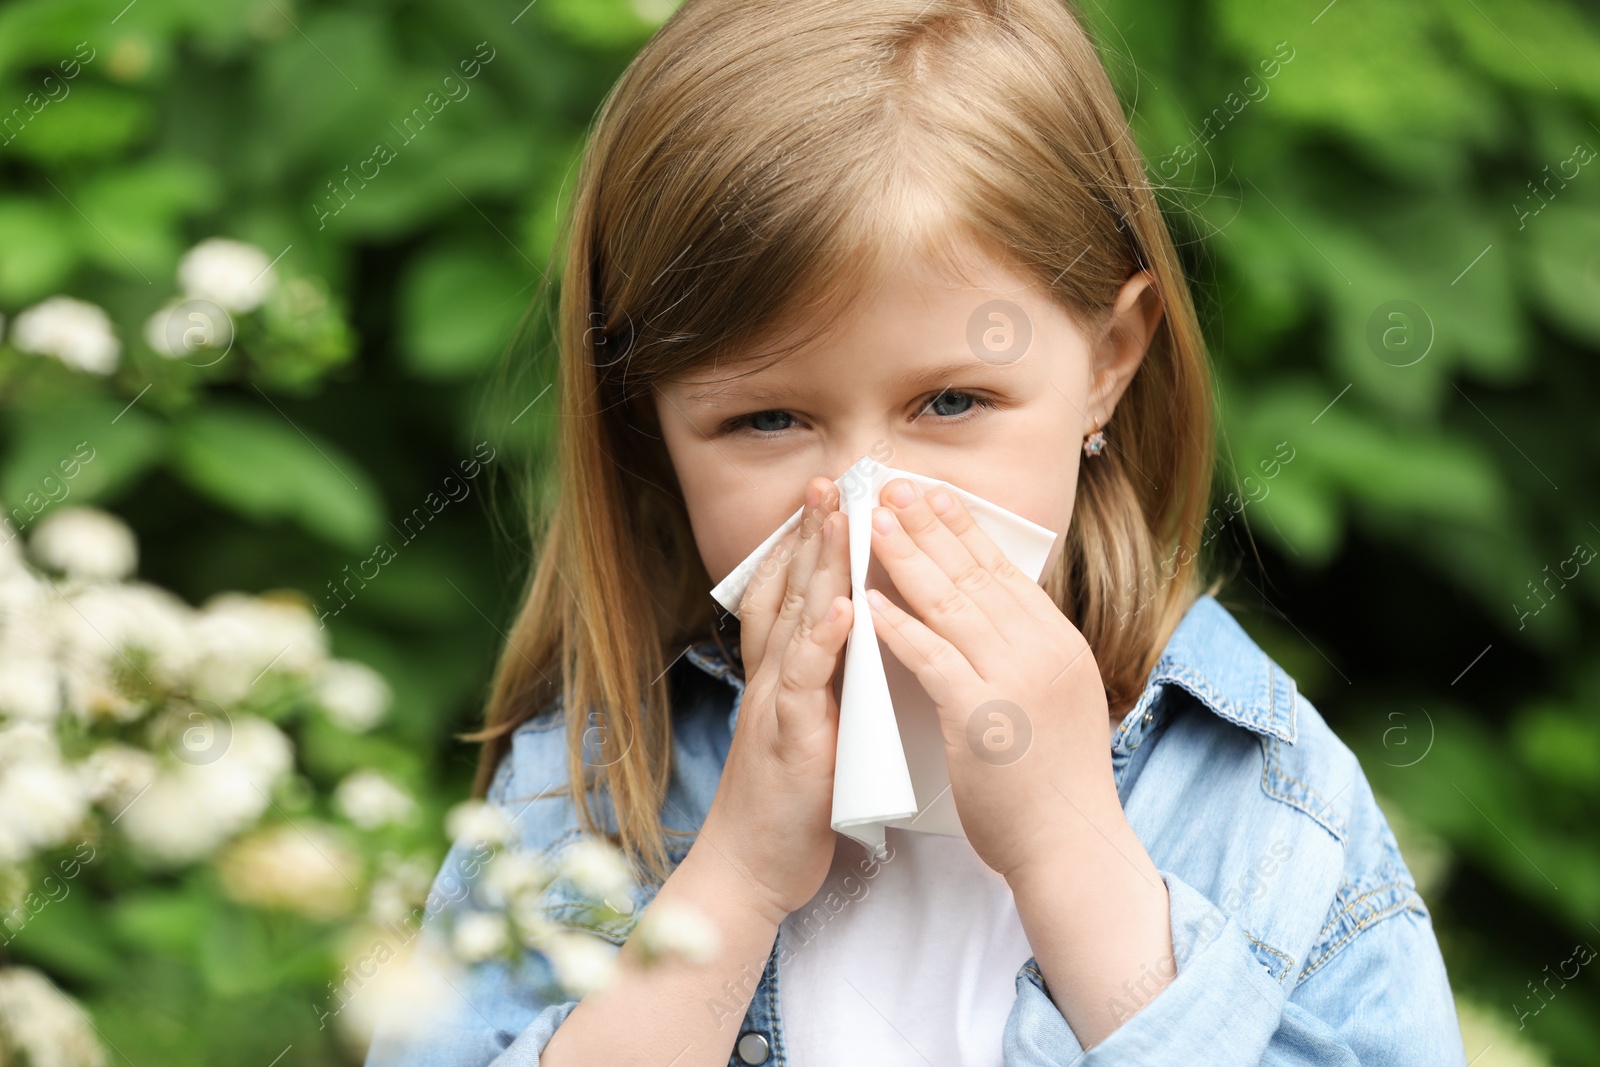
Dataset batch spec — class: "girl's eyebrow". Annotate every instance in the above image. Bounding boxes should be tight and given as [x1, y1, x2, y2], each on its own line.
[683, 380, 799, 406]
[682, 356, 991, 406]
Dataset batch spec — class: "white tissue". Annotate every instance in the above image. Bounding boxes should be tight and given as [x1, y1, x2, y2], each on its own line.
[709, 453, 1060, 860]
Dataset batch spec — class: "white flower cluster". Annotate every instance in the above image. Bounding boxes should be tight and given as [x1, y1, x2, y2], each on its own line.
[325, 810, 720, 1055]
[366, 852, 436, 927]
[0, 504, 395, 870]
[335, 769, 417, 829]
[0, 236, 280, 374]
[0, 722, 89, 865]
[29, 506, 137, 581]
[0, 499, 718, 1064]
[313, 659, 392, 733]
[178, 237, 278, 313]
[114, 714, 294, 865]
[332, 938, 467, 1053]
[442, 813, 720, 995]
[336, 825, 720, 1052]
[8, 295, 120, 375]
[216, 821, 362, 919]
[145, 236, 278, 359]
[0, 966, 107, 1067]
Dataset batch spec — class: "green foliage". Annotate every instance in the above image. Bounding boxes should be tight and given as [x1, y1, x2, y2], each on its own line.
[169, 405, 384, 550]
[0, 0, 1594, 1061]
[1086, 0, 1600, 1061]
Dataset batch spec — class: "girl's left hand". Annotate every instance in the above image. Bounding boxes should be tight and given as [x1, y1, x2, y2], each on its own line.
[865, 476, 1123, 883]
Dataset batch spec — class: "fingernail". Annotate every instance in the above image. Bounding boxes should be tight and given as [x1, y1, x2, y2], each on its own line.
[806, 483, 821, 508]
[866, 588, 887, 610]
[872, 507, 897, 533]
[927, 488, 952, 514]
[825, 598, 842, 622]
[885, 480, 915, 507]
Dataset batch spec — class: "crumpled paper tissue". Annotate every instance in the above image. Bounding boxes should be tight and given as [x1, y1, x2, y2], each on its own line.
[710, 453, 1059, 859]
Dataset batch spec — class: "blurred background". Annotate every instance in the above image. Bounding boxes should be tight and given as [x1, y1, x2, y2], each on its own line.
[0, 0, 1595, 1062]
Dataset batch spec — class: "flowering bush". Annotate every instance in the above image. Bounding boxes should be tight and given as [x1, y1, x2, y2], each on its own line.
[1, 235, 353, 399]
[0, 504, 715, 1062]
[0, 502, 378, 1058]
[329, 802, 719, 1054]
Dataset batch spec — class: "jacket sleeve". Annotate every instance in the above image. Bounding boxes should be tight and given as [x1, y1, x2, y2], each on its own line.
[362, 754, 588, 1067]
[1001, 868, 1467, 1066]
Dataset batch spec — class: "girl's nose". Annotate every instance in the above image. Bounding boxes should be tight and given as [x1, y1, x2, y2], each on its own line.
[825, 438, 897, 482]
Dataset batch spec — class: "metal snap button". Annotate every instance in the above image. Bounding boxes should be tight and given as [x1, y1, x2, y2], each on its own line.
[736, 1031, 771, 1064]
[1141, 709, 1154, 726]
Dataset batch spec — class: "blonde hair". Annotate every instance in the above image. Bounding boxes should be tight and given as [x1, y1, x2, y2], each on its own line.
[464, 0, 1215, 885]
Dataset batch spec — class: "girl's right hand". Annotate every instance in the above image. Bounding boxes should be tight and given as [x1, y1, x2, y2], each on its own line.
[698, 475, 854, 925]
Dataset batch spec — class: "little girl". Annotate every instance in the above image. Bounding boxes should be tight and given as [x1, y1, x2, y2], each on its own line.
[365, 0, 1466, 1063]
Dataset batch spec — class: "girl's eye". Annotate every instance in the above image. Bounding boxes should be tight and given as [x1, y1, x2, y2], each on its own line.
[734, 409, 798, 434]
[915, 388, 997, 422]
[721, 389, 997, 438]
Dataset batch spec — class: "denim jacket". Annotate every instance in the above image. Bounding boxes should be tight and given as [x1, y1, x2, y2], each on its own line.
[363, 595, 1466, 1065]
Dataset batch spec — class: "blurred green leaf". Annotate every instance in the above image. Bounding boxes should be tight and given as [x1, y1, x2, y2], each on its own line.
[1513, 702, 1600, 791]
[168, 404, 385, 550]
[0, 395, 167, 520]
[112, 884, 208, 955]
[0, 199, 76, 300]
[399, 245, 527, 378]
[7, 82, 152, 162]
[1214, 0, 1502, 162]
[5, 886, 121, 983]
[1525, 203, 1600, 343]
[75, 157, 221, 277]
[1440, 0, 1600, 103]
[539, 0, 676, 48]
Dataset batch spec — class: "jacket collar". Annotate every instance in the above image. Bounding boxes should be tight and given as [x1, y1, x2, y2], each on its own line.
[681, 594, 1297, 746]
[1137, 594, 1298, 744]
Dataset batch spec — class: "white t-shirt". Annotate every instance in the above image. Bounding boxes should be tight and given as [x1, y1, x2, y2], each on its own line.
[778, 826, 1034, 1066]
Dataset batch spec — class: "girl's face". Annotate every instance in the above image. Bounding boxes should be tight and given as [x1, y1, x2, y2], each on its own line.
[651, 235, 1161, 596]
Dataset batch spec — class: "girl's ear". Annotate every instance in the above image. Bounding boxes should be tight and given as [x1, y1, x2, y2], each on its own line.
[1086, 269, 1163, 431]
